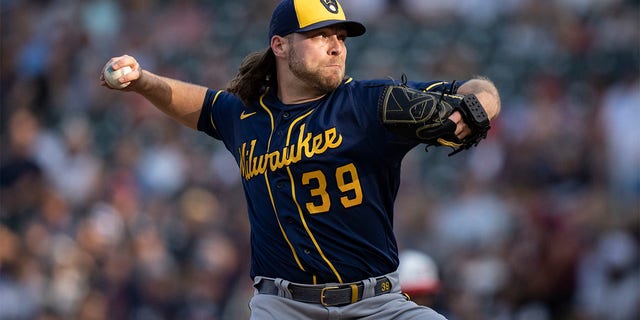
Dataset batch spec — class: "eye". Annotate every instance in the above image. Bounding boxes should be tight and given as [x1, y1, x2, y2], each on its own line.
[309, 30, 346, 42]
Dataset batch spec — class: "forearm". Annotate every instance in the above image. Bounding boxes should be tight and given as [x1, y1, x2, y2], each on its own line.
[457, 77, 501, 120]
[132, 70, 208, 130]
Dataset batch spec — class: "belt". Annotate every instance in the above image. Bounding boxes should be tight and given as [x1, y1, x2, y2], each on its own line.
[256, 276, 393, 307]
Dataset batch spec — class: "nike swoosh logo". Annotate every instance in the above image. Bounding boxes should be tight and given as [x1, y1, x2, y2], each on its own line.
[240, 111, 257, 120]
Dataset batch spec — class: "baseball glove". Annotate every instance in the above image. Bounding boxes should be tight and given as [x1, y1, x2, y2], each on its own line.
[378, 77, 491, 156]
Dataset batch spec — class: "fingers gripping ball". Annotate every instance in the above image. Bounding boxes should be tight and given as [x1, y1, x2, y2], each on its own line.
[103, 64, 132, 89]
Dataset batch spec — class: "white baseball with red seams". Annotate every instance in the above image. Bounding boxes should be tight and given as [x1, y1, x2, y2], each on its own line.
[103, 64, 132, 89]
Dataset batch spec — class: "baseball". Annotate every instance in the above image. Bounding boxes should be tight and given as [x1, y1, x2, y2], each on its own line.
[103, 64, 132, 89]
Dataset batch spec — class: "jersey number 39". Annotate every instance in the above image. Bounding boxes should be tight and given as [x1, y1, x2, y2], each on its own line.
[301, 163, 363, 214]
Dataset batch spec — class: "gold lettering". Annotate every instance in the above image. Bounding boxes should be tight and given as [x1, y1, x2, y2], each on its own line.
[325, 128, 342, 147]
[254, 154, 267, 178]
[282, 145, 295, 166]
[268, 150, 281, 172]
[238, 143, 246, 178]
[238, 126, 343, 180]
[312, 134, 324, 154]
[299, 125, 314, 158]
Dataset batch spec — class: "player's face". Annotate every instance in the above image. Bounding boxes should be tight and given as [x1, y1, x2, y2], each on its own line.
[287, 27, 348, 93]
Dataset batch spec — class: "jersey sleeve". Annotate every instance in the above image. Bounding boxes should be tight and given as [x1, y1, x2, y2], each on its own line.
[410, 80, 465, 93]
[197, 89, 245, 142]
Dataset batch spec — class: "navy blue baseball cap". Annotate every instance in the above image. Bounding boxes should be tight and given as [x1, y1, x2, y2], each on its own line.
[268, 0, 366, 42]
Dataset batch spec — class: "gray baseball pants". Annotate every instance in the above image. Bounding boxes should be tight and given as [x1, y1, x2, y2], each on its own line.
[249, 271, 447, 319]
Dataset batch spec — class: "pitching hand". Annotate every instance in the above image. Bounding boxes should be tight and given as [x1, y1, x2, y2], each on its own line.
[100, 54, 143, 91]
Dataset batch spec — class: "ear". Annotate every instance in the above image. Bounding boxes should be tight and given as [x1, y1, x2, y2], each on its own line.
[271, 35, 288, 58]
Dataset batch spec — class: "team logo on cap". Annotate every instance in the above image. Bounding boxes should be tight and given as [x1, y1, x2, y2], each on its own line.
[320, 0, 339, 14]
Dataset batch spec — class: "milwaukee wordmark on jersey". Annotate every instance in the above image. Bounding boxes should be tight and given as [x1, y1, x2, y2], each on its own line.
[238, 125, 343, 180]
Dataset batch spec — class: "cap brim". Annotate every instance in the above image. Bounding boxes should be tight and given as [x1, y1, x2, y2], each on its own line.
[297, 20, 366, 37]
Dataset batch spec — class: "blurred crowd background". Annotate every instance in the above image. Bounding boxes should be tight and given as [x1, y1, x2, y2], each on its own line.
[1, 0, 638, 319]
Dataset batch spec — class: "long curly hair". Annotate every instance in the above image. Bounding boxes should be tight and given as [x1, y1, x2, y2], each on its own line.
[226, 48, 277, 105]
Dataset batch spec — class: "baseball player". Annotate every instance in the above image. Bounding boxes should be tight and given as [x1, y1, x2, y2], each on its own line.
[100, 0, 500, 319]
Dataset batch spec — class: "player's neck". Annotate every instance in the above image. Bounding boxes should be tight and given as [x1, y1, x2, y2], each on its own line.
[277, 77, 326, 105]
[277, 90, 326, 105]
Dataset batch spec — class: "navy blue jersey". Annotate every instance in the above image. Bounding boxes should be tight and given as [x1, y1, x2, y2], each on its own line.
[197, 78, 459, 284]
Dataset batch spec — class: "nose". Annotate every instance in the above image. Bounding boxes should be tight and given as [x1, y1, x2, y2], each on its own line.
[327, 35, 344, 56]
